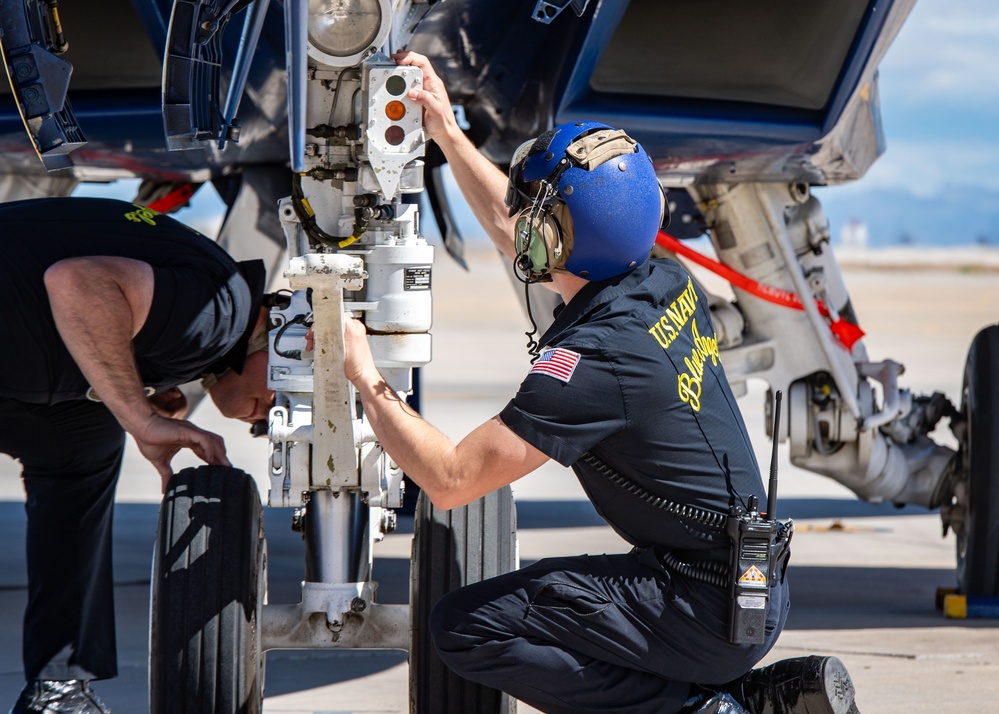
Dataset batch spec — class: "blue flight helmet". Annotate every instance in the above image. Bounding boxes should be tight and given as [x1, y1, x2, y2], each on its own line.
[505, 121, 668, 283]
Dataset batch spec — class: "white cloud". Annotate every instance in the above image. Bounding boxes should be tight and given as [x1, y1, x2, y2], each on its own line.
[836, 139, 999, 197]
[881, 0, 999, 101]
[829, 0, 999, 198]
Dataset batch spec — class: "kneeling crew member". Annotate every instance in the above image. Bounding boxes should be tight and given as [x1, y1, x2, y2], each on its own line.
[338, 50, 863, 714]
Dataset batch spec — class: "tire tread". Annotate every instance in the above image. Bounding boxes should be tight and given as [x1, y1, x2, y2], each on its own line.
[410, 487, 517, 714]
[150, 465, 264, 714]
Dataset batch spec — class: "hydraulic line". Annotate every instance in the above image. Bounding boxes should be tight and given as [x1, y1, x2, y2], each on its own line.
[290, 172, 367, 249]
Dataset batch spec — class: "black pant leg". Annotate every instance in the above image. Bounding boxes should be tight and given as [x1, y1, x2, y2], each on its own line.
[0, 399, 125, 681]
[430, 551, 786, 714]
[430, 552, 691, 714]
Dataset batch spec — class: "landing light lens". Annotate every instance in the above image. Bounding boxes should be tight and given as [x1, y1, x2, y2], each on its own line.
[308, 0, 382, 57]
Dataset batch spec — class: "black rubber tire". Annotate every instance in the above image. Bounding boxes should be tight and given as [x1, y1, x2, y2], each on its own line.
[409, 487, 518, 714]
[150, 465, 266, 713]
[956, 324, 999, 596]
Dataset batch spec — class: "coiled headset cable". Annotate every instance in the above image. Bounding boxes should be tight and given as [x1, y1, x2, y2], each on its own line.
[522, 279, 542, 361]
[579, 451, 728, 529]
[579, 450, 732, 587]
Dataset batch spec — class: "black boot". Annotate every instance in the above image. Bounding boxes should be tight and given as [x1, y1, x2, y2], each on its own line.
[731, 655, 859, 714]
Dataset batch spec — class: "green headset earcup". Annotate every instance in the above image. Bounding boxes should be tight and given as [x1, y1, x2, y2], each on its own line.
[515, 211, 557, 275]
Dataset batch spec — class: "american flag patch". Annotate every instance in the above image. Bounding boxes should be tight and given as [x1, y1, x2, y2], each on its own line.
[529, 347, 581, 383]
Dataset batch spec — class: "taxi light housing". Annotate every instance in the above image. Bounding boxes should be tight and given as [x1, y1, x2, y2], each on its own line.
[307, 0, 390, 68]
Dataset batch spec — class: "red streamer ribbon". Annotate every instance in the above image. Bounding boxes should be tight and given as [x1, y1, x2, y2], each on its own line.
[656, 231, 865, 351]
[147, 183, 197, 214]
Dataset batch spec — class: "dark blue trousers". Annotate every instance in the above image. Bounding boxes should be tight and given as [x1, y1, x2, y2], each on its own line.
[431, 549, 788, 714]
[0, 398, 124, 682]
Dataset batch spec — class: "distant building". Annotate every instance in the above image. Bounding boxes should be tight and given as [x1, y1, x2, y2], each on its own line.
[840, 219, 869, 249]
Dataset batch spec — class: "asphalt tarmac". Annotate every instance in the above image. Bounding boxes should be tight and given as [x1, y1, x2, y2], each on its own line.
[0, 245, 997, 713]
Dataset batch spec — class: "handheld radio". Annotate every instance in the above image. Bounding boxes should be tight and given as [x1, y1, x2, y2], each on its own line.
[727, 390, 792, 645]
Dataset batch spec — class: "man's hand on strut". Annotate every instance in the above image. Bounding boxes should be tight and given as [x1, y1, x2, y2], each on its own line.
[131, 414, 231, 493]
[392, 51, 459, 145]
[343, 317, 377, 386]
[303, 316, 373, 384]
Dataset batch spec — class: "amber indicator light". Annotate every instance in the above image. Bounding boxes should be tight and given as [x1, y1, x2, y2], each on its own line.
[385, 101, 406, 121]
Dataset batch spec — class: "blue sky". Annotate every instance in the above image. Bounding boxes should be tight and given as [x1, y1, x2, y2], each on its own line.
[79, 0, 999, 246]
[447, 0, 999, 247]
[814, 0, 999, 246]
[841, 0, 999, 196]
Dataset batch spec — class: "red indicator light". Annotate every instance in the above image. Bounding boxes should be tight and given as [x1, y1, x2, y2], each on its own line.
[385, 125, 405, 146]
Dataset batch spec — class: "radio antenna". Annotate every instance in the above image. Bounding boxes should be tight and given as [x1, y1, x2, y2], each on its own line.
[767, 390, 782, 520]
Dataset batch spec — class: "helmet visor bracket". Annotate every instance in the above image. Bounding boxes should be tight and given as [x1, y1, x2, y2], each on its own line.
[505, 137, 540, 216]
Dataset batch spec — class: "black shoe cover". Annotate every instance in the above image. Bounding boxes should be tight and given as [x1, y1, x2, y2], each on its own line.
[8, 680, 112, 714]
[679, 688, 749, 713]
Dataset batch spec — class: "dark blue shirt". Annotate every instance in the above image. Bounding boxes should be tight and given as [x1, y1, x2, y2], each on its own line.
[0, 197, 264, 404]
[501, 258, 765, 553]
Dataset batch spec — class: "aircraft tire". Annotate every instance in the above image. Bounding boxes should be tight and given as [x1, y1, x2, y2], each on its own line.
[150, 465, 266, 714]
[956, 323, 999, 596]
[409, 486, 518, 714]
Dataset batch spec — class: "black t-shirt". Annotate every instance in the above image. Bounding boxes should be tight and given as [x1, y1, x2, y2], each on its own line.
[500, 258, 765, 554]
[0, 197, 265, 404]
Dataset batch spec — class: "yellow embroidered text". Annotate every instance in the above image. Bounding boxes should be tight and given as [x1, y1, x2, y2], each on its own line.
[676, 318, 720, 412]
[124, 204, 158, 226]
[647, 276, 699, 350]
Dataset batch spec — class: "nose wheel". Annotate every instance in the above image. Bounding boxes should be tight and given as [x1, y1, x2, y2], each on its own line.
[150, 465, 266, 714]
[954, 324, 999, 597]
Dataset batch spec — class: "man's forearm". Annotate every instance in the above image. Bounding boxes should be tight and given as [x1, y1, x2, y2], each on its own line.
[350, 363, 550, 511]
[45, 256, 230, 480]
[44, 257, 157, 433]
[395, 51, 518, 261]
[354, 369, 466, 508]
[434, 125, 519, 262]
[351, 366, 463, 505]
